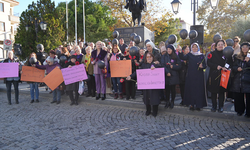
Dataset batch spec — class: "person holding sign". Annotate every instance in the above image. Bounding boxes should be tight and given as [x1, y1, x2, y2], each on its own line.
[127, 53, 161, 117]
[207, 40, 228, 113]
[82, 46, 96, 97]
[64, 55, 80, 105]
[3, 51, 20, 105]
[91, 41, 108, 100]
[123, 47, 139, 100]
[162, 44, 181, 109]
[178, 43, 207, 111]
[26, 52, 41, 103]
[36, 58, 62, 104]
[230, 42, 250, 117]
[109, 44, 124, 99]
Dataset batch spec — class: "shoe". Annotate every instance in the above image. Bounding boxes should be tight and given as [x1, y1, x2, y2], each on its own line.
[244, 114, 250, 118]
[30, 100, 34, 103]
[16, 101, 19, 104]
[86, 93, 91, 97]
[180, 100, 184, 106]
[152, 105, 158, 117]
[126, 97, 130, 100]
[196, 108, 201, 111]
[119, 93, 123, 99]
[101, 94, 106, 100]
[51, 101, 57, 104]
[70, 102, 74, 106]
[145, 111, 151, 116]
[165, 101, 170, 108]
[92, 93, 95, 97]
[75, 101, 78, 105]
[96, 94, 100, 100]
[218, 108, 223, 113]
[190, 106, 195, 111]
[211, 107, 216, 112]
[49, 91, 53, 94]
[237, 113, 243, 116]
[114, 93, 118, 99]
[56, 101, 60, 104]
[170, 101, 174, 109]
[36, 99, 39, 103]
[131, 97, 136, 100]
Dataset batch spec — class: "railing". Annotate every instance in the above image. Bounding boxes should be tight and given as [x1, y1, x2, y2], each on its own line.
[9, 15, 20, 23]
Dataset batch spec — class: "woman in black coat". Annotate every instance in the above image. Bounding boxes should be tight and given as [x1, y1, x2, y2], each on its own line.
[207, 40, 228, 113]
[179, 43, 207, 110]
[123, 48, 139, 100]
[230, 42, 250, 117]
[161, 44, 181, 109]
[64, 55, 80, 105]
[126, 52, 161, 117]
[178, 45, 190, 105]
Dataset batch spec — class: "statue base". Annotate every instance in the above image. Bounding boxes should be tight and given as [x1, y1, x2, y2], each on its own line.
[115, 26, 155, 48]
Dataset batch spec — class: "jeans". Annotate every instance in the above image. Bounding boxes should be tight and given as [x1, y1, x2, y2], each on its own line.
[30, 83, 39, 100]
[111, 77, 122, 93]
[6, 81, 19, 103]
[53, 89, 61, 102]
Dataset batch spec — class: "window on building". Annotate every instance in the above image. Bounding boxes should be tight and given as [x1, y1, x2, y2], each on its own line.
[0, 3, 4, 12]
[0, 22, 5, 31]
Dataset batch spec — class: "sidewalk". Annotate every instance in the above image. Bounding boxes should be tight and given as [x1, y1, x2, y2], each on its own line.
[0, 80, 247, 122]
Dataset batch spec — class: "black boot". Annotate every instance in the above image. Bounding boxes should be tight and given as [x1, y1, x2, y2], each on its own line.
[101, 94, 106, 100]
[75, 100, 78, 105]
[165, 101, 170, 108]
[170, 100, 174, 109]
[152, 105, 158, 117]
[145, 105, 151, 116]
[96, 93, 100, 100]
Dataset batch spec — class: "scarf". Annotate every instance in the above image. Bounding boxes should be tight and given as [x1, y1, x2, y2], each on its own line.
[85, 54, 91, 71]
[191, 43, 202, 56]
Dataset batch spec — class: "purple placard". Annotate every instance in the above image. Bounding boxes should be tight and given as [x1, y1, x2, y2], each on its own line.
[61, 64, 88, 85]
[0, 63, 19, 78]
[136, 68, 165, 90]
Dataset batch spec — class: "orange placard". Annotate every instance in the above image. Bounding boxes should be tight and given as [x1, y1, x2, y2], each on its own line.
[110, 60, 132, 77]
[42, 67, 64, 91]
[21, 66, 45, 82]
[220, 70, 231, 89]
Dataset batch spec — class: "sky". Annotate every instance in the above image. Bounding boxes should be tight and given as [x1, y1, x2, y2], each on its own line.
[14, 0, 205, 25]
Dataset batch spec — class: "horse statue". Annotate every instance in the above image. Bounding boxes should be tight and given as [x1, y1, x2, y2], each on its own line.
[125, 0, 147, 27]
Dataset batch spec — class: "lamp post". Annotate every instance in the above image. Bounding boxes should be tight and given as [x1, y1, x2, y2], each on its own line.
[171, 0, 220, 25]
[25, 18, 47, 42]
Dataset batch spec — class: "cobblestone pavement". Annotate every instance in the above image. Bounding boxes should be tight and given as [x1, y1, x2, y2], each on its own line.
[0, 91, 250, 150]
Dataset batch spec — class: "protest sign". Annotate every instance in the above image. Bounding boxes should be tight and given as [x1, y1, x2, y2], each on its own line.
[110, 60, 132, 77]
[0, 63, 19, 78]
[42, 67, 64, 91]
[136, 68, 165, 89]
[61, 64, 88, 85]
[21, 66, 45, 82]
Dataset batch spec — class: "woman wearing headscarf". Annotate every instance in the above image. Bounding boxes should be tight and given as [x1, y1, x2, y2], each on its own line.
[91, 41, 108, 100]
[230, 42, 250, 117]
[178, 43, 207, 110]
[161, 44, 181, 109]
[207, 40, 228, 113]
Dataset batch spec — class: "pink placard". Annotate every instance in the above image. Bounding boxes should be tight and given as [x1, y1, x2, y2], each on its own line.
[0, 63, 19, 78]
[136, 68, 165, 89]
[61, 64, 88, 85]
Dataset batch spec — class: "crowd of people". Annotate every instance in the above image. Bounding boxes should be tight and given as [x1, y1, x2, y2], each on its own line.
[2, 36, 250, 118]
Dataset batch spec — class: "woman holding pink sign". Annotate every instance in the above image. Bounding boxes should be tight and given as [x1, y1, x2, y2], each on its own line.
[91, 41, 108, 100]
[3, 51, 21, 105]
[126, 53, 161, 117]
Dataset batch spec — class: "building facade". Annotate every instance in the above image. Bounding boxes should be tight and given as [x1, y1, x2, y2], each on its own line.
[0, 0, 19, 60]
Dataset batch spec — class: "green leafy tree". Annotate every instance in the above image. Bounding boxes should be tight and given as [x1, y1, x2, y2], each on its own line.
[56, 0, 116, 43]
[197, 0, 250, 37]
[15, 0, 65, 60]
[228, 17, 250, 42]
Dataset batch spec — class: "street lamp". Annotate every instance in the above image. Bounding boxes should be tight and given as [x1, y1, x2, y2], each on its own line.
[39, 21, 47, 31]
[25, 18, 47, 42]
[210, 0, 220, 10]
[171, 0, 182, 14]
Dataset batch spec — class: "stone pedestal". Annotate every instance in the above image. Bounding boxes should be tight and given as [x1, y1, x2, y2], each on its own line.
[115, 26, 154, 48]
